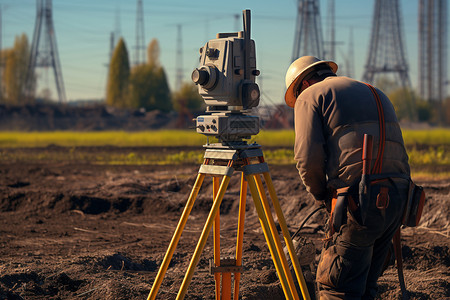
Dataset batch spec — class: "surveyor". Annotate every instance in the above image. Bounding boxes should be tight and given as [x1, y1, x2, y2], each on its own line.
[284, 56, 411, 299]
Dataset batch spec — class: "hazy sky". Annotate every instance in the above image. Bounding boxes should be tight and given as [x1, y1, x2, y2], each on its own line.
[2, 0, 448, 105]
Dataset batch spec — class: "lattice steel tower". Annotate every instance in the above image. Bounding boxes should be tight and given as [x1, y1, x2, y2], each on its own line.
[325, 0, 335, 61]
[419, 0, 447, 104]
[362, 0, 415, 118]
[134, 0, 145, 65]
[25, 0, 66, 103]
[362, 0, 412, 88]
[175, 24, 183, 91]
[291, 0, 324, 61]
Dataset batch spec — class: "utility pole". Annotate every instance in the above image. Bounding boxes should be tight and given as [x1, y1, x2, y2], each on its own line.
[234, 14, 240, 31]
[419, 0, 447, 112]
[25, 0, 66, 103]
[175, 24, 183, 91]
[135, 0, 145, 65]
[291, 0, 324, 61]
[325, 0, 335, 61]
[362, 0, 415, 119]
[347, 28, 354, 78]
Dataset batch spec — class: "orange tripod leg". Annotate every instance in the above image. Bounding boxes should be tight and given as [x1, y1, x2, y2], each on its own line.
[176, 175, 231, 300]
[254, 174, 299, 300]
[233, 174, 247, 299]
[246, 174, 295, 300]
[262, 172, 310, 300]
[213, 176, 221, 300]
[147, 173, 205, 300]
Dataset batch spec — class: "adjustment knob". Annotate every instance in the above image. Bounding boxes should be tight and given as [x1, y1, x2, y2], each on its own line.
[192, 68, 209, 85]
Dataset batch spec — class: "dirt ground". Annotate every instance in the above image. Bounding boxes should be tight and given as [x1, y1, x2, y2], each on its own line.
[0, 146, 448, 299]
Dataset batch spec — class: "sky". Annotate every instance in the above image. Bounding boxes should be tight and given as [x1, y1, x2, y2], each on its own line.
[1, 0, 449, 106]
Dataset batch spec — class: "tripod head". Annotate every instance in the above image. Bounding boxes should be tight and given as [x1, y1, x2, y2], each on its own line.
[192, 10, 260, 144]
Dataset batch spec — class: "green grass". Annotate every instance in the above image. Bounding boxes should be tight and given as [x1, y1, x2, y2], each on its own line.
[0, 128, 449, 148]
[0, 130, 207, 148]
[0, 129, 448, 178]
[402, 129, 450, 146]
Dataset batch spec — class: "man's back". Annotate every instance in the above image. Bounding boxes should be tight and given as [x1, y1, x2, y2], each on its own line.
[294, 76, 410, 199]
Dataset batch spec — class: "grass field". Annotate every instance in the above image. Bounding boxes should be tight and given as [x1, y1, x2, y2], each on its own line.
[0, 129, 448, 178]
[0, 129, 449, 147]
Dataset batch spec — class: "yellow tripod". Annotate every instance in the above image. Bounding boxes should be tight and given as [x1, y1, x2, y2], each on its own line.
[147, 144, 311, 300]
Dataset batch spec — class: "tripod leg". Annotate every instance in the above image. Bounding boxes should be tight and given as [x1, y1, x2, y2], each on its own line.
[213, 177, 221, 300]
[234, 174, 247, 300]
[222, 272, 232, 300]
[246, 174, 295, 300]
[177, 175, 232, 300]
[254, 175, 299, 300]
[263, 172, 311, 300]
[147, 173, 205, 300]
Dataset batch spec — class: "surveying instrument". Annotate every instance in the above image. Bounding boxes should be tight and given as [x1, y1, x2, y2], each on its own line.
[147, 10, 310, 300]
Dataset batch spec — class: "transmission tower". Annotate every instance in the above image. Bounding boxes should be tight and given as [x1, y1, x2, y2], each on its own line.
[175, 24, 183, 91]
[362, 1, 411, 86]
[25, 0, 66, 103]
[291, 0, 324, 61]
[419, 0, 447, 105]
[134, 0, 145, 65]
[347, 28, 354, 78]
[325, 0, 335, 61]
[107, 7, 122, 68]
[362, 0, 415, 119]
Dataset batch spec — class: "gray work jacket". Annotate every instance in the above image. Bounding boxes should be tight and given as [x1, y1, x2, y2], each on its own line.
[294, 76, 410, 202]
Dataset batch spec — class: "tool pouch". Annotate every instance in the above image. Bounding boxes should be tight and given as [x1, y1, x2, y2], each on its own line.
[331, 189, 348, 233]
[402, 181, 426, 227]
[330, 186, 359, 233]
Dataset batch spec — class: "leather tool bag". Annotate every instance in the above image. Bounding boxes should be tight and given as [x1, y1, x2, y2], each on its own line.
[402, 181, 426, 227]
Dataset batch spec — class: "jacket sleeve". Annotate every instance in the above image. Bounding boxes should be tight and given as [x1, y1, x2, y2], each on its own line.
[294, 97, 327, 201]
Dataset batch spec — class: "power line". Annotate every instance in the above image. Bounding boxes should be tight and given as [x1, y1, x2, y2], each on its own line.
[134, 0, 145, 66]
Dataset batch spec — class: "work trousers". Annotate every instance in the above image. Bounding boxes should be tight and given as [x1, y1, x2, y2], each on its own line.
[316, 183, 408, 300]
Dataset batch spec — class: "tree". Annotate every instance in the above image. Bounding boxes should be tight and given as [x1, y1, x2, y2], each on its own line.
[444, 96, 450, 126]
[128, 63, 171, 112]
[415, 99, 433, 122]
[172, 82, 204, 112]
[388, 87, 418, 121]
[2, 33, 32, 104]
[128, 39, 171, 112]
[375, 76, 400, 95]
[106, 38, 130, 108]
[173, 82, 205, 128]
[147, 38, 160, 67]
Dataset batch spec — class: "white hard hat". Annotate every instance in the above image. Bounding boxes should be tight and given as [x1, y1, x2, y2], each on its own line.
[284, 56, 338, 108]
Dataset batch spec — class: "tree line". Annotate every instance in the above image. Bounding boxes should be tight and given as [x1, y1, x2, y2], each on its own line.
[0, 33, 449, 125]
[0, 33, 204, 116]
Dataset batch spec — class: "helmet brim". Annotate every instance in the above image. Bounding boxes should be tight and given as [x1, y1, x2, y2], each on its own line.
[284, 60, 338, 108]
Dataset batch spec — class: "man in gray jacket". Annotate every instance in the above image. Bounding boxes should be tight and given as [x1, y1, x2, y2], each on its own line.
[285, 56, 410, 299]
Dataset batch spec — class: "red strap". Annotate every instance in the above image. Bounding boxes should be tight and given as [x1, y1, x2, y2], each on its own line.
[364, 84, 409, 299]
[363, 83, 385, 174]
